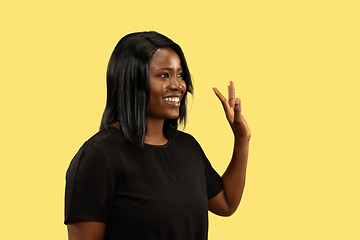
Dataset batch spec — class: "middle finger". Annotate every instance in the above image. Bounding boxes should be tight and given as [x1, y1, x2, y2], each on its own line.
[228, 81, 236, 108]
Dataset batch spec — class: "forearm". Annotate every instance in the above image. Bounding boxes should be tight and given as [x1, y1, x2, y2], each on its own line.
[210, 82, 251, 216]
[221, 138, 249, 214]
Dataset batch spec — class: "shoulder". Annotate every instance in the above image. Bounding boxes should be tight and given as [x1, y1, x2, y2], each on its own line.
[85, 126, 128, 149]
[174, 130, 197, 142]
[172, 130, 203, 151]
[72, 126, 134, 164]
[68, 126, 132, 172]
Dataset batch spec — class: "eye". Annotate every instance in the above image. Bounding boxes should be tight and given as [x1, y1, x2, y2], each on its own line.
[177, 72, 183, 78]
[159, 73, 169, 78]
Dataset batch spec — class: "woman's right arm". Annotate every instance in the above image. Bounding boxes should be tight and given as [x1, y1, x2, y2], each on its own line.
[67, 221, 106, 240]
[65, 144, 113, 240]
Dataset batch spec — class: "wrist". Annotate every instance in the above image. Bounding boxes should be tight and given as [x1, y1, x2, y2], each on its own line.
[234, 137, 250, 146]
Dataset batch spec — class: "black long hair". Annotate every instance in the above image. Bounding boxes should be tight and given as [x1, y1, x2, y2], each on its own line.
[100, 31, 193, 148]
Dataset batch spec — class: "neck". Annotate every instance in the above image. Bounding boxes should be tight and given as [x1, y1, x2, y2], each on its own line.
[144, 118, 168, 145]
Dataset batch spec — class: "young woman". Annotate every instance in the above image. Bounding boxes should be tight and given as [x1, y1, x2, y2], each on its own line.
[65, 31, 251, 240]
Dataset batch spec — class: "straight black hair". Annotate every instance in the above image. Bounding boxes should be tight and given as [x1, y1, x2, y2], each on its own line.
[100, 31, 193, 148]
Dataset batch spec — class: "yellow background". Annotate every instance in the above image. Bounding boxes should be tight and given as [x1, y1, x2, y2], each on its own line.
[1, 0, 359, 239]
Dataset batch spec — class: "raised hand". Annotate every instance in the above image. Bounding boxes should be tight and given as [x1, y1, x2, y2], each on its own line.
[213, 81, 251, 142]
[209, 81, 251, 217]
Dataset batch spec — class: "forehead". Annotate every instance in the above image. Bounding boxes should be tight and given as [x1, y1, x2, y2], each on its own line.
[149, 48, 181, 69]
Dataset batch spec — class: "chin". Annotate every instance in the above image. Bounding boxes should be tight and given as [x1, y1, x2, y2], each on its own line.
[167, 115, 179, 120]
[165, 112, 180, 120]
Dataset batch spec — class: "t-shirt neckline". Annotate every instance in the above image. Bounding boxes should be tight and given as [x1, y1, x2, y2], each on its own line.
[108, 125, 171, 148]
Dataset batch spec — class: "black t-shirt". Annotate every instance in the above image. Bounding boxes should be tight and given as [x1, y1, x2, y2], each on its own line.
[65, 126, 223, 240]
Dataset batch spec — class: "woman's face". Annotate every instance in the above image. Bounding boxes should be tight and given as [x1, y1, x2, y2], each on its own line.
[148, 48, 187, 121]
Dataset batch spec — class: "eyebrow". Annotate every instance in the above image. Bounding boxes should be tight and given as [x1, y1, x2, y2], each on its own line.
[156, 67, 182, 72]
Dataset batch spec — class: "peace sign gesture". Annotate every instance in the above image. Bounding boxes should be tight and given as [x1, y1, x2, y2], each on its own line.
[213, 81, 251, 142]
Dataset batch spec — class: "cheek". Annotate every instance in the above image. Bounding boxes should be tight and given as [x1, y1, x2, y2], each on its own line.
[181, 80, 187, 92]
[149, 86, 166, 109]
[149, 81, 164, 97]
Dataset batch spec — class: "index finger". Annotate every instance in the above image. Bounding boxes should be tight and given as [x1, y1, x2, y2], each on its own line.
[213, 87, 230, 109]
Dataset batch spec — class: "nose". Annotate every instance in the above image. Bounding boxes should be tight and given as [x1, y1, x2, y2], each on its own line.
[168, 76, 185, 91]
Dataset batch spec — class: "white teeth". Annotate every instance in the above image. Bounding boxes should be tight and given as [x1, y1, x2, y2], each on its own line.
[165, 97, 180, 103]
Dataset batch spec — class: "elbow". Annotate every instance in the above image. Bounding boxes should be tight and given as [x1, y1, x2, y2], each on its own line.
[222, 207, 237, 217]
[211, 206, 237, 217]
[217, 212, 234, 217]
[208, 189, 241, 217]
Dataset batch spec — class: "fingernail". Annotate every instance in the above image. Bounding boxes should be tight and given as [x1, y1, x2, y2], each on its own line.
[235, 98, 240, 105]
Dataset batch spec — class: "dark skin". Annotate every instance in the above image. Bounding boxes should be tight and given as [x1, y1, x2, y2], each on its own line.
[67, 48, 251, 239]
[209, 83, 251, 216]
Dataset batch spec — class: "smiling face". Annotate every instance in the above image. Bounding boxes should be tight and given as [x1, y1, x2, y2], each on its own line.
[147, 47, 187, 122]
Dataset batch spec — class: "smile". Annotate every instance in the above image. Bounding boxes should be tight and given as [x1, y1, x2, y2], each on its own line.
[165, 97, 180, 103]
[164, 97, 181, 107]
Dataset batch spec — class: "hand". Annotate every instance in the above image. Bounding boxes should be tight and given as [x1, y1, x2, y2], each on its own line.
[213, 81, 251, 142]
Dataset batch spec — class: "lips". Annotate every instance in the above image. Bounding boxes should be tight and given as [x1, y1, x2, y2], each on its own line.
[164, 96, 181, 107]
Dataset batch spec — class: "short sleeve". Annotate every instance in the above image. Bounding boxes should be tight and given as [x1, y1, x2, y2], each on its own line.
[185, 133, 224, 200]
[64, 142, 114, 224]
[204, 159, 224, 200]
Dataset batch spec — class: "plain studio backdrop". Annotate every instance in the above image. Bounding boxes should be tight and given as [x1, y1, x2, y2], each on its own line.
[1, 0, 359, 239]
